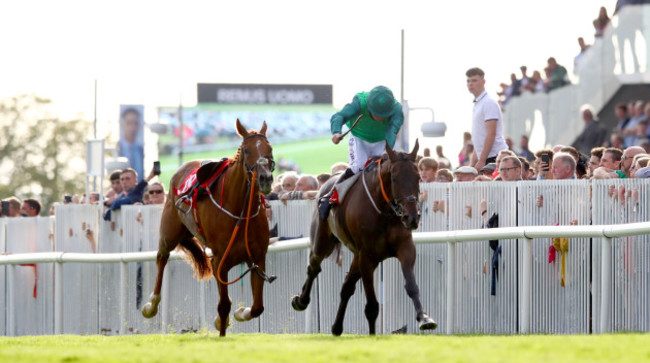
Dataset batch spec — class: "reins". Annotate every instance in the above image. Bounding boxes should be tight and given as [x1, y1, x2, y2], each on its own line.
[213, 135, 277, 285]
[216, 170, 258, 285]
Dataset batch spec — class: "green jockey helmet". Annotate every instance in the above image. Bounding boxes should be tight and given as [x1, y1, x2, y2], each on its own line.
[367, 86, 395, 118]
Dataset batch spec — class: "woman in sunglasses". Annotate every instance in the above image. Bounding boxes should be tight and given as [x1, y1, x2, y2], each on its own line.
[145, 183, 166, 205]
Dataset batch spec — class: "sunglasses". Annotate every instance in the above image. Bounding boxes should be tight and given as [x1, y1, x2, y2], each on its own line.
[148, 190, 163, 195]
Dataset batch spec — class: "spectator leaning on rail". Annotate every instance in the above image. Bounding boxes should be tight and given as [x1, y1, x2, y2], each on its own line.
[103, 167, 156, 221]
[319, 85, 404, 219]
[551, 152, 577, 180]
[466, 67, 508, 172]
[20, 198, 41, 217]
[621, 146, 646, 177]
[280, 174, 319, 204]
[498, 156, 523, 181]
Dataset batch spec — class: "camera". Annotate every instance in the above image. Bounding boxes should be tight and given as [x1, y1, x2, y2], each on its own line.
[1, 200, 9, 216]
[64, 195, 72, 204]
[153, 161, 161, 176]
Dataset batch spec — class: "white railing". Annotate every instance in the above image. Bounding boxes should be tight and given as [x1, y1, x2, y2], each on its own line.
[1, 180, 650, 336]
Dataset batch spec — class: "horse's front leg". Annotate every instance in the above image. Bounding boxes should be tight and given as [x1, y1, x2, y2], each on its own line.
[359, 256, 380, 335]
[234, 259, 266, 322]
[213, 256, 232, 337]
[397, 242, 437, 331]
[331, 255, 360, 336]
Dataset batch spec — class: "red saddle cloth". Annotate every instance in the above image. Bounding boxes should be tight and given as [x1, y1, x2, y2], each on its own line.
[177, 168, 199, 196]
[174, 159, 230, 206]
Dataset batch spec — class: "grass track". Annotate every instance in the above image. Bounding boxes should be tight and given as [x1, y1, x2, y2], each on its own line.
[1, 333, 649, 363]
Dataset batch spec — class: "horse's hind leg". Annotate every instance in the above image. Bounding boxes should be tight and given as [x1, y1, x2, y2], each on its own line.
[398, 243, 437, 331]
[331, 255, 361, 336]
[292, 220, 338, 311]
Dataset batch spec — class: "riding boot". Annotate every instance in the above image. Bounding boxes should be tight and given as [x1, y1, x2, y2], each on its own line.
[318, 168, 355, 220]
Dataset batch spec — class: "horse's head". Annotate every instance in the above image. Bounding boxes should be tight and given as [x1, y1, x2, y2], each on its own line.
[385, 139, 420, 230]
[235, 119, 274, 195]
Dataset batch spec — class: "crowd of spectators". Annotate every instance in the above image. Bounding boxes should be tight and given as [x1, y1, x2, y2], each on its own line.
[498, 6, 617, 108]
[0, 166, 166, 219]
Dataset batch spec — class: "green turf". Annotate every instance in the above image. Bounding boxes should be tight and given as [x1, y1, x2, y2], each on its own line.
[0, 333, 648, 362]
[157, 136, 348, 190]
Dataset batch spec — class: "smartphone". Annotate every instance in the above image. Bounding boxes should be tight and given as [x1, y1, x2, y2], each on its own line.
[153, 161, 161, 176]
[540, 153, 550, 171]
[64, 195, 72, 204]
[1, 201, 9, 216]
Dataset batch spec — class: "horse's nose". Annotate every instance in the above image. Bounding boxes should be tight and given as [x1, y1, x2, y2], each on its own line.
[258, 172, 273, 194]
[402, 214, 419, 230]
[260, 172, 273, 185]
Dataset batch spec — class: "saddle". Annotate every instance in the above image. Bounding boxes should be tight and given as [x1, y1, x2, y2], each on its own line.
[174, 158, 230, 242]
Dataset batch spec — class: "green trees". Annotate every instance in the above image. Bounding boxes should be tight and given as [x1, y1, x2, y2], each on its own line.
[0, 94, 91, 214]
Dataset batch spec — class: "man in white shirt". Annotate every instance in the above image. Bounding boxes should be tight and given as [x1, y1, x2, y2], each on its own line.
[466, 67, 508, 171]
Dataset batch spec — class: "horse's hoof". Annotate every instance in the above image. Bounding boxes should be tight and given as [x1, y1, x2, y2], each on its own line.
[418, 315, 438, 331]
[214, 315, 230, 332]
[234, 307, 252, 322]
[141, 302, 158, 319]
[291, 295, 308, 311]
[331, 324, 343, 336]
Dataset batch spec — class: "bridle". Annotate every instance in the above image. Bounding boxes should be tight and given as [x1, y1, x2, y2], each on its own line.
[362, 158, 419, 218]
[242, 133, 275, 175]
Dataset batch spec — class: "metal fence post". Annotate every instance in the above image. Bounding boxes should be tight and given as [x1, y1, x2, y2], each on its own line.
[446, 242, 455, 335]
[199, 280, 206, 330]
[120, 261, 127, 334]
[54, 260, 63, 334]
[7, 265, 14, 336]
[521, 237, 532, 334]
[600, 237, 612, 333]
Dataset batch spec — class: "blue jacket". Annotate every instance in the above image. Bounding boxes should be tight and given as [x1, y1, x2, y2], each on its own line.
[103, 180, 148, 221]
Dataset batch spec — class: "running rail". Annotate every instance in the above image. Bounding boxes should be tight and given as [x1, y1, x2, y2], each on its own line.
[1, 221, 649, 335]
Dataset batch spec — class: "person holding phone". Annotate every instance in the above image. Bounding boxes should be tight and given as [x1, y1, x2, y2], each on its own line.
[466, 67, 508, 171]
[103, 163, 158, 221]
[534, 149, 555, 180]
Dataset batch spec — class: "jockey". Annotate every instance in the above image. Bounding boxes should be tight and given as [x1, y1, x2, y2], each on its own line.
[319, 85, 404, 219]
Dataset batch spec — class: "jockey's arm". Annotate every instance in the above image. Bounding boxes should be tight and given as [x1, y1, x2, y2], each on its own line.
[385, 104, 404, 148]
[330, 97, 362, 135]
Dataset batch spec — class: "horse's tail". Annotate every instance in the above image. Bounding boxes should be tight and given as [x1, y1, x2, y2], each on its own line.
[178, 238, 213, 280]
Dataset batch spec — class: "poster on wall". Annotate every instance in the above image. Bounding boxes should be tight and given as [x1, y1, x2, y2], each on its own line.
[118, 105, 145, 181]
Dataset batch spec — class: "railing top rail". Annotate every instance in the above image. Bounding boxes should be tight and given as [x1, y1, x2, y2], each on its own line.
[1, 221, 649, 266]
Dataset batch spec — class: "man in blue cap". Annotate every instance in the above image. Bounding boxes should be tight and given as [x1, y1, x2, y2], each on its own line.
[319, 85, 404, 219]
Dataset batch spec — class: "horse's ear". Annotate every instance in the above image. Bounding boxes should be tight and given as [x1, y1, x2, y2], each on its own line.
[235, 119, 249, 138]
[385, 141, 397, 162]
[409, 139, 419, 161]
[260, 121, 267, 136]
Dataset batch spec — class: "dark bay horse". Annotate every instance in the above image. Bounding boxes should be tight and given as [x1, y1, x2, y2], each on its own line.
[142, 119, 275, 336]
[292, 140, 437, 335]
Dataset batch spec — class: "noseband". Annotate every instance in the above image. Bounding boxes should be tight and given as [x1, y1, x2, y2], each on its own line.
[362, 158, 418, 218]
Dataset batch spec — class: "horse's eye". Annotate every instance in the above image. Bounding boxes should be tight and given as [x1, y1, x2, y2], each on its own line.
[242, 147, 249, 154]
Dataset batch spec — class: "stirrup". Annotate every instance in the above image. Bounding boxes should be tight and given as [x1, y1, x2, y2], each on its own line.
[175, 196, 192, 214]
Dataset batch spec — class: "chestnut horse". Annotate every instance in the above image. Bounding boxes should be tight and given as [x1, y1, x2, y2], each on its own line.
[292, 140, 437, 335]
[142, 119, 275, 336]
